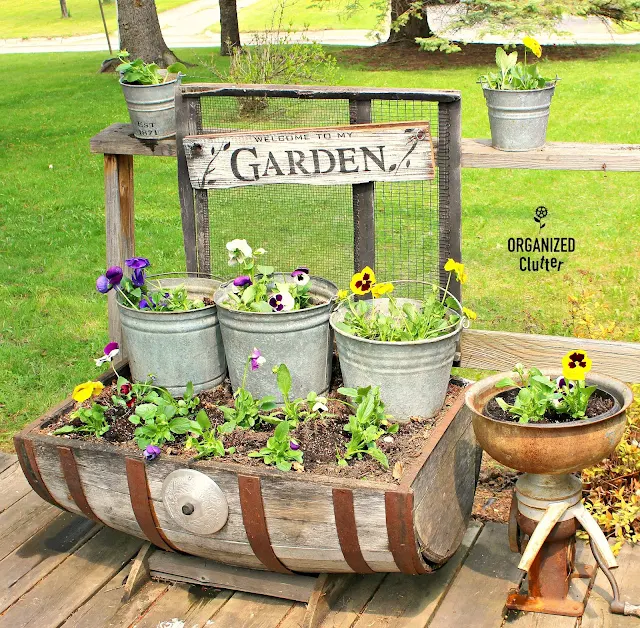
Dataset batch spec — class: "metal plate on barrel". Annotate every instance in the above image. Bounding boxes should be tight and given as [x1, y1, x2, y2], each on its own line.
[162, 469, 228, 535]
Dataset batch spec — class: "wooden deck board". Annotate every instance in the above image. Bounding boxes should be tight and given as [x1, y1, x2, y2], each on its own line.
[353, 521, 483, 628]
[126, 582, 234, 628]
[428, 522, 523, 628]
[6, 457, 640, 628]
[0, 490, 60, 561]
[0, 453, 17, 475]
[582, 543, 640, 628]
[0, 512, 99, 613]
[0, 463, 32, 514]
[0, 527, 142, 628]
[61, 566, 169, 628]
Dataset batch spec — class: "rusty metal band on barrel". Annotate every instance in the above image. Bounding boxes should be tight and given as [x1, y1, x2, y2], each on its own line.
[58, 446, 103, 523]
[332, 488, 375, 574]
[238, 474, 294, 574]
[385, 490, 429, 575]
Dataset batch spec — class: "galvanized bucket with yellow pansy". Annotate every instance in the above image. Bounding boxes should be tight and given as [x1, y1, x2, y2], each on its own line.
[330, 262, 475, 421]
[478, 37, 559, 151]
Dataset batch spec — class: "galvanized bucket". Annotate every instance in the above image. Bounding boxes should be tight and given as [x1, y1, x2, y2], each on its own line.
[214, 275, 338, 401]
[330, 290, 463, 421]
[483, 84, 555, 152]
[120, 71, 182, 140]
[117, 274, 226, 396]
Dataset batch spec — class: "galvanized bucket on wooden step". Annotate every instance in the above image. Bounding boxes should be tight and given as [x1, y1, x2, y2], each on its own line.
[214, 275, 338, 401]
[117, 274, 226, 396]
[120, 72, 182, 140]
[330, 288, 464, 421]
[483, 84, 555, 152]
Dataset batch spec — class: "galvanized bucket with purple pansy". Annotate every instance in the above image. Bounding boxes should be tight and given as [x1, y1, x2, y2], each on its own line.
[95, 259, 227, 396]
[214, 239, 337, 402]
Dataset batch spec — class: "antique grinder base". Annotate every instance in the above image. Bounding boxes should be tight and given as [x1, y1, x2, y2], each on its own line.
[506, 473, 617, 617]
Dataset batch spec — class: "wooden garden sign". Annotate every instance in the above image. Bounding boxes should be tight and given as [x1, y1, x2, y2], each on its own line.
[183, 122, 436, 189]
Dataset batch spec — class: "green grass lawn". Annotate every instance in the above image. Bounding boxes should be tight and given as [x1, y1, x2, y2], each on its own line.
[0, 0, 192, 39]
[207, 0, 380, 33]
[1, 46, 640, 450]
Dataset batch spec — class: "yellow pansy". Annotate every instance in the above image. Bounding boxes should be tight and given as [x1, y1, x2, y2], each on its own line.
[523, 36, 542, 58]
[463, 307, 477, 321]
[337, 289, 349, 300]
[444, 259, 467, 284]
[562, 350, 592, 381]
[72, 381, 105, 403]
[371, 282, 394, 298]
[350, 267, 376, 295]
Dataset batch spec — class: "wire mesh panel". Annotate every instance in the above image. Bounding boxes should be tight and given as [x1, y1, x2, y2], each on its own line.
[176, 85, 461, 298]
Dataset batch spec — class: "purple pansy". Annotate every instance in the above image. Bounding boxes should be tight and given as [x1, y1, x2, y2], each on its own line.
[250, 347, 265, 371]
[104, 341, 119, 356]
[289, 440, 300, 451]
[105, 266, 123, 286]
[291, 267, 310, 286]
[131, 268, 146, 287]
[139, 296, 154, 309]
[555, 376, 576, 394]
[268, 290, 295, 312]
[233, 275, 253, 287]
[125, 257, 151, 270]
[143, 445, 161, 461]
[96, 275, 110, 294]
[95, 341, 120, 366]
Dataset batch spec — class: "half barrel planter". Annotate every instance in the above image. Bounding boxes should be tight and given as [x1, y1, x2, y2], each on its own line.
[14, 372, 480, 575]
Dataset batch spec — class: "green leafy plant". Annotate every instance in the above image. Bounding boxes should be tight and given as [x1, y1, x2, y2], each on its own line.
[336, 385, 397, 469]
[54, 404, 110, 437]
[222, 239, 313, 313]
[267, 364, 328, 426]
[128, 395, 193, 449]
[220, 349, 277, 430]
[209, 3, 337, 115]
[335, 260, 472, 342]
[248, 420, 303, 471]
[479, 39, 555, 91]
[116, 51, 186, 85]
[185, 409, 235, 460]
[494, 364, 561, 424]
[336, 290, 461, 342]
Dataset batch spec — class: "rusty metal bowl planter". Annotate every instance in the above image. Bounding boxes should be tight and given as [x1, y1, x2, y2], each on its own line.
[117, 274, 226, 396]
[214, 275, 338, 402]
[14, 372, 480, 576]
[465, 369, 634, 475]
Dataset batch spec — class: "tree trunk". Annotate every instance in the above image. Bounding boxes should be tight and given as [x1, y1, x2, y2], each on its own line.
[60, 0, 69, 18]
[117, 0, 180, 66]
[386, 0, 434, 43]
[219, 0, 241, 56]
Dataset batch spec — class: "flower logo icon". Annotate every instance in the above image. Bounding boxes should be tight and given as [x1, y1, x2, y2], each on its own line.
[534, 205, 548, 230]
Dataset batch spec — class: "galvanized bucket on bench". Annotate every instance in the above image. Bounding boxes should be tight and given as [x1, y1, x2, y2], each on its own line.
[330, 287, 464, 421]
[120, 72, 182, 140]
[214, 275, 338, 402]
[483, 84, 556, 152]
[117, 274, 226, 396]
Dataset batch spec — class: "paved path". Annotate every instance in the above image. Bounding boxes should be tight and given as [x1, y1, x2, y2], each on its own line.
[2, 3, 640, 54]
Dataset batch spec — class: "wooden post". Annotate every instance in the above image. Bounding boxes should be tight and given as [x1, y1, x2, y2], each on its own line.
[104, 153, 135, 355]
[175, 89, 199, 274]
[438, 99, 462, 305]
[349, 99, 375, 273]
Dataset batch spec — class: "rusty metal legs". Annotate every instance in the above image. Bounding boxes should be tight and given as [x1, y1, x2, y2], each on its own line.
[507, 513, 586, 616]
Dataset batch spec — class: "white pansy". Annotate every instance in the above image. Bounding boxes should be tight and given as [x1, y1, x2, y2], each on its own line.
[312, 400, 329, 413]
[226, 239, 253, 266]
